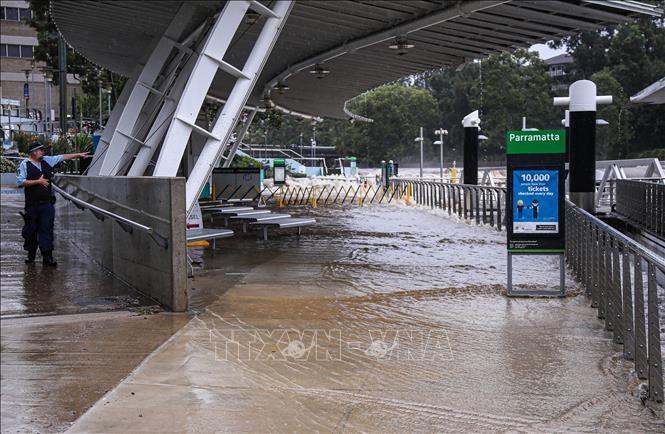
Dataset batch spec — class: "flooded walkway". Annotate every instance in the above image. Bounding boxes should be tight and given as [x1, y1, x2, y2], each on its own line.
[67, 205, 664, 432]
[1, 192, 190, 433]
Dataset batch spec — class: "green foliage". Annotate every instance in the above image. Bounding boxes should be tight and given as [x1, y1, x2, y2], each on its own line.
[27, 1, 126, 105]
[13, 132, 36, 154]
[68, 133, 92, 153]
[1, 155, 17, 173]
[227, 154, 262, 169]
[0, 145, 17, 173]
[632, 148, 665, 159]
[591, 69, 633, 159]
[551, 7, 665, 155]
[478, 50, 556, 159]
[338, 84, 439, 165]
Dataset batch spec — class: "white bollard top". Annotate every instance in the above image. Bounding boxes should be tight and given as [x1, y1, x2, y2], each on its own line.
[570, 80, 598, 112]
[462, 110, 480, 128]
[554, 80, 613, 111]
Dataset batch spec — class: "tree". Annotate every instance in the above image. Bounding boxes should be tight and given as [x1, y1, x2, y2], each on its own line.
[428, 65, 477, 162]
[479, 50, 555, 160]
[28, 0, 126, 105]
[550, 4, 665, 157]
[591, 69, 633, 159]
[342, 84, 439, 166]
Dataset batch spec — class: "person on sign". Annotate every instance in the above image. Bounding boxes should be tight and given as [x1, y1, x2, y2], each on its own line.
[516, 199, 524, 219]
[16, 142, 90, 267]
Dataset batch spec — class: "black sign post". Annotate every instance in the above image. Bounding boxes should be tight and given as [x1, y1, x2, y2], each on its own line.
[506, 130, 566, 296]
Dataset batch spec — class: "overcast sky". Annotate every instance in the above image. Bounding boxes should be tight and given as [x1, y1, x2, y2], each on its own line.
[529, 43, 568, 60]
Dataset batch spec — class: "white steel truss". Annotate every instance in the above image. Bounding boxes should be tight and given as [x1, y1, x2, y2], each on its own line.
[92, 3, 197, 176]
[152, 0, 293, 214]
[222, 108, 258, 168]
[86, 73, 136, 176]
[126, 50, 199, 176]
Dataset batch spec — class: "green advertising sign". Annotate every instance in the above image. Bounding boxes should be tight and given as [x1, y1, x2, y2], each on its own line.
[506, 130, 566, 154]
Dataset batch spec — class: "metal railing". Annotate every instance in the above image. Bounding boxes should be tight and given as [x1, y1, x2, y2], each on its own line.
[52, 184, 169, 249]
[615, 180, 665, 238]
[566, 200, 663, 403]
[392, 178, 507, 231]
[210, 183, 400, 207]
[208, 180, 507, 230]
[598, 177, 665, 212]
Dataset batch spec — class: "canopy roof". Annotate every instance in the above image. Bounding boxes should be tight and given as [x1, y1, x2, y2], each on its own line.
[630, 77, 665, 104]
[51, 0, 662, 119]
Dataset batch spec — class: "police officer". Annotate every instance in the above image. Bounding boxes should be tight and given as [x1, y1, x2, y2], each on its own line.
[16, 142, 90, 266]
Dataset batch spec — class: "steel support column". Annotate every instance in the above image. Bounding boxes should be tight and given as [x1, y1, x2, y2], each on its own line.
[95, 4, 196, 175]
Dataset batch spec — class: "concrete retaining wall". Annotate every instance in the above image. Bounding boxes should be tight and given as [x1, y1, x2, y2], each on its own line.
[57, 175, 187, 311]
[1, 173, 18, 186]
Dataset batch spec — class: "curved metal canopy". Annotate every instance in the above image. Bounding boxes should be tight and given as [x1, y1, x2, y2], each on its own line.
[51, 0, 661, 119]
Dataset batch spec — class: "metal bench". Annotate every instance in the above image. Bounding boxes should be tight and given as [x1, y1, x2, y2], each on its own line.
[230, 213, 292, 232]
[186, 227, 234, 249]
[225, 198, 255, 204]
[250, 217, 316, 240]
[200, 204, 251, 211]
[213, 208, 271, 226]
[186, 227, 234, 276]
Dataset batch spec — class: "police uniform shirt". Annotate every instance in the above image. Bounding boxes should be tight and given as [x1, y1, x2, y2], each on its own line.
[16, 155, 65, 187]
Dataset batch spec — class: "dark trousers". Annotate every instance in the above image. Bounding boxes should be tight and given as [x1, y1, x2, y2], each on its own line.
[22, 202, 55, 254]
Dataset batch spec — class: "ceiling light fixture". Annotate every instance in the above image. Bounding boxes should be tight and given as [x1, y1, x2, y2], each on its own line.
[389, 36, 414, 55]
[274, 82, 290, 94]
[309, 64, 330, 79]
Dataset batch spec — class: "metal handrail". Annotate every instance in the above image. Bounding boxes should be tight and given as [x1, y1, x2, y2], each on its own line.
[566, 199, 663, 403]
[391, 178, 507, 231]
[52, 184, 169, 249]
[614, 179, 664, 238]
[568, 199, 665, 269]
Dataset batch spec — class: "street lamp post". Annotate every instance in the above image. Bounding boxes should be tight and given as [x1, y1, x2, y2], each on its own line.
[105, 85, 112, 120]
[97, 78, 103, 129]
[41, 68, 54, 134]
[311, 123, 317, 161]
[23, 69, 31, 120]
[299, 132, 303, 158]
[414, 126, 424, 177]
[434, 128, 448, 180]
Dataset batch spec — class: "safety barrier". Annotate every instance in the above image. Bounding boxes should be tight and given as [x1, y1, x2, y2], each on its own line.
[211, 183, 401, 207]
[615, 180, 665, 238]
[391, 178, 507, 231]
[210, 181, 507, 231]
[566, 200, 663, 403]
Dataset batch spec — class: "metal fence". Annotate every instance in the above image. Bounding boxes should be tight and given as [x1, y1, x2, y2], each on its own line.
[391, 178, 507, 231]
[566, 200, 664, 403]
[615, 180, 665, 238]
[210, 183, 400, 207]
[208, 180, 507, 230]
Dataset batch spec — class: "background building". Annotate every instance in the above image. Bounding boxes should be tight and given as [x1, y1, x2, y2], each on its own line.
[544, 53, 574, 94]
[0, 0, 79, 139]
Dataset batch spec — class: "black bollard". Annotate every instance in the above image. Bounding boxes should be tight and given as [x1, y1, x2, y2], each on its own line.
[555, 80, 612, 213]
[568, 81, 599, 213]
[462, 110, 480, 185]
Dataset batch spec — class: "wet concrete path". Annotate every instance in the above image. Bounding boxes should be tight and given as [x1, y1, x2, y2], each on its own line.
[1, 193, 153, 317]
[1, 192, 190, 433]
[67, 204, 664, 432]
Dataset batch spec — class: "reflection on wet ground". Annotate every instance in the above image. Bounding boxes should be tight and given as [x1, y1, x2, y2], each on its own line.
[1, 194, 153, 317]
[1, 192, 188, 434]
[1, 312, 189, 433]
[70, 204, 664, 432]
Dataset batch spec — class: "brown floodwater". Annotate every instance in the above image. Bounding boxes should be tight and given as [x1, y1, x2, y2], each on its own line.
[1, 193, 154, 318]
[68, 203, 664, 432]
[1, 191, 187, 434]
